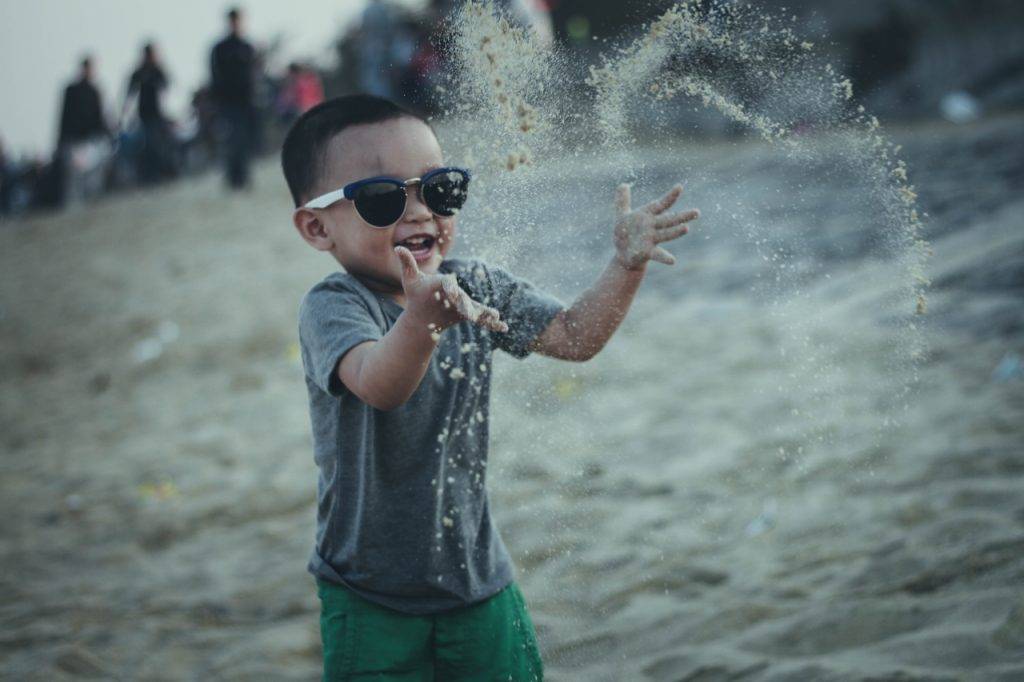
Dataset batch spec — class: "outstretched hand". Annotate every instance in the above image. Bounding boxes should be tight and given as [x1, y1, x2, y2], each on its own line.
[613, 183, 699, 270]
[395, 246, 509, 336]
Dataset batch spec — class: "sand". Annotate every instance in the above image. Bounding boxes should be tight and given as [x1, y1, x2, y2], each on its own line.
[1, 113, 1023, 680]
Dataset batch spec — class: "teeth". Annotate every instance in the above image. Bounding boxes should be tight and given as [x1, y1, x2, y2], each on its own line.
[399, 236, 431, 247]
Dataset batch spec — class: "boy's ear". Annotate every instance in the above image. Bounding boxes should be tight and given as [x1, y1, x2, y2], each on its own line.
[293, 208, 333, 251]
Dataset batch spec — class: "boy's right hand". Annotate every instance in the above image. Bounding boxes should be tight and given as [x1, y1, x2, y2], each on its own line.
[395, 246, 509, 335]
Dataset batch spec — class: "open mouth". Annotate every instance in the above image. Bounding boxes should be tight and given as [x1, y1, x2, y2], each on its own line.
[395, 234, 436, 260]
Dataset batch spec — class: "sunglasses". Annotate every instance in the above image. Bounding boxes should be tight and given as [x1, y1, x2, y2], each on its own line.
[303, 166, 471, 228]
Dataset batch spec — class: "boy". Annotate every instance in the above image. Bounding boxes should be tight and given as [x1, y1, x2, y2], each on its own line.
[283, 94, 698, 680]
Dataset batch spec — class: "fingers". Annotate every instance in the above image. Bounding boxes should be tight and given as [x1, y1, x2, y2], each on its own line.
[459, 296, 509, 333]
[654, 208, 699, 230]
[394, 246, 421, 283]
[482, 315, 509, 333]
[649, 246, 677, 266]
[441, 275, 509, 332]
[644, 183, 683, 215]
[453, 290, 476, 321]
[440, 273, 460, 298]
[440, 274, 469, 316]
[473, 303, 509, 333]
[615, 183, 631, 216]
[654, 223, 689, 243]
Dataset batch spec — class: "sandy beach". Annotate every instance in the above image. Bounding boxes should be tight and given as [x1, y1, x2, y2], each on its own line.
[1, 112, 1023, 681]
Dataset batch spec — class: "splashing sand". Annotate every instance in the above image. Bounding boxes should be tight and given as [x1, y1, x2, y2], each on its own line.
[444, 1, 931, 440]
[443, 1, 562, 171]
[586, 2, 929, 323]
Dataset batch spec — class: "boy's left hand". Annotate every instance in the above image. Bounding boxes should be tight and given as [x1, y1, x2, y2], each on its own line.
[613, 183, 699, 270]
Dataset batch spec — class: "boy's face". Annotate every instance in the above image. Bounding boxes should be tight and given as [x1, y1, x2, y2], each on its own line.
[294, 117, 457, 293]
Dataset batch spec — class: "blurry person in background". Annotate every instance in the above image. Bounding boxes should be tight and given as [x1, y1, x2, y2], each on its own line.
[276, 63, 325, 126]
[358, 0, 398, 99]
[57, 56, 113, 206]
[0, 147, 46, 216]
[0, 137, 11, 215]
[401, 19, 442, 113]
[391, 11, 434, 110]
[124, 42, 179, 185]
[211, 6, 256, 190]
[183, 85, 220, 172]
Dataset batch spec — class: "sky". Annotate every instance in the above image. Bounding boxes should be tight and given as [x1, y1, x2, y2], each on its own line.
[0, 0, 403, 156]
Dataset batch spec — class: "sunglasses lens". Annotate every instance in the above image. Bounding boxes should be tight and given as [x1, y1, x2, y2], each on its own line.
[353, 182, 406, 227]
[422, 170, 469, 217]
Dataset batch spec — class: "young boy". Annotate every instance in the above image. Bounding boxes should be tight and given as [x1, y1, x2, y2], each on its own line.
[283, 94, 698, 680]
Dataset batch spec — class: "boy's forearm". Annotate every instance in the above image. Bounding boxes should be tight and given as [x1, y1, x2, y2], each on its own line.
[547, 256, 647, 360]
[351, 311, 437, 410]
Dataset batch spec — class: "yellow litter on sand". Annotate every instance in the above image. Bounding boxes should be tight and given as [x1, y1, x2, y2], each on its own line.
[553, 376, 583, 400]
[138, 480, 179, 501]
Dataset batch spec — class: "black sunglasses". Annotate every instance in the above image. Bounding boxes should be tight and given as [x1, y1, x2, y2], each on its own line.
[303, 167, 471, 228]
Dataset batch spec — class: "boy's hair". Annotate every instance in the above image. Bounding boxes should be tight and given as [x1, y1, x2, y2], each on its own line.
[281, 94, 424, 207]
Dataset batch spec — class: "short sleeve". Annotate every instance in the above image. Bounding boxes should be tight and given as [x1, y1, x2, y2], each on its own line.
[298, 282, 384, 397]
[465, 262, 564, 359]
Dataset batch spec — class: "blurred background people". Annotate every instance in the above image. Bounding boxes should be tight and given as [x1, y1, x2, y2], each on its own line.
[56, 56, 112, 205]
[210, 7, 256, 190]
[123, 42, 180, 185]
[178, 85, 220, 174]
[356, 0, 402, 100]
[0, 137, 11, 215]
[276, 63, 324, 125]
[1, 0, 1019, 218]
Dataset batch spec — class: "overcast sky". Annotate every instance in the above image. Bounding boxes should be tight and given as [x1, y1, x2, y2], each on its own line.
[0, 0, 393, 156]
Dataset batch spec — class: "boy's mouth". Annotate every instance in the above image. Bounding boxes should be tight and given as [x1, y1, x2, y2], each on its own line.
[394, 233, 437, 262]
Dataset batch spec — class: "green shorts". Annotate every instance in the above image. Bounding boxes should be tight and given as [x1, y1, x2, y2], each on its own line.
[316, 578, 544, 681]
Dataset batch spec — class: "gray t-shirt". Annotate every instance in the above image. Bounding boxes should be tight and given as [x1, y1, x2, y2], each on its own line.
[298, 257, 564, 614]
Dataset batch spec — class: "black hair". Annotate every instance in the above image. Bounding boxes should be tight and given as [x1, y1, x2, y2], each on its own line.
[227, 7, 240, 22]
[281, 94, 425, 207]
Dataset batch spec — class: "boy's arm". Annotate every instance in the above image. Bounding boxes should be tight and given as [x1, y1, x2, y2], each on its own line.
[534, 183, 698, 362]
[338, 247, 508, 411]
[337, 315, 438, 412]
[532, 258, 647, 361]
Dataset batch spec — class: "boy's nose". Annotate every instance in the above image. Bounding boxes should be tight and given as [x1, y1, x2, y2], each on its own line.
[402, 187, 433, 224]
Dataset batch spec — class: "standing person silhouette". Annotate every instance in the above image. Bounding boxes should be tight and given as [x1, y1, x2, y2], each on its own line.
[125, 43, 177, 184]
[57, 56, 112, 205]
[210, 7, 256, 190]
